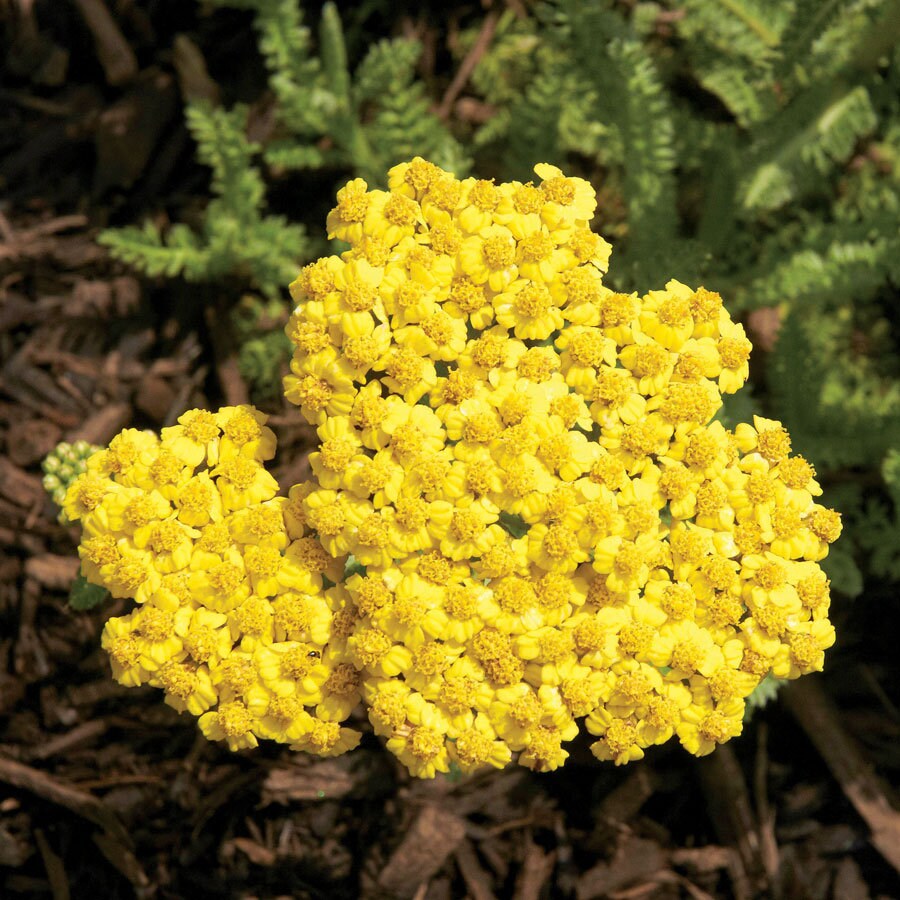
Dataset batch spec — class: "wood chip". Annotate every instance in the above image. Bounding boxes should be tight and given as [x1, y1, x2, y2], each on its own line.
[454, 838, 497, 900]
[71, 0, 138, 86]
[0, 457, 45, 508]
[597, 766, 658, 823]
[24, 555, 79, 591]
[576, 835, 668, 900]
[784, 677, 900, 875]
[134, 374, 176, 424]
[378, 805, 467, 899]
[261, 757, 360, 804]
[225, 836, 277, 867]
[671, 846, 733, 874]
[6, 418, 62, 467]
[0, 824, 30, 868]
[93, 68, 178, 192]
[697, 744, 768, 899]
[831, 856, 868, 900]
[28, 720, 109, 761]
[172, 33, 220, 104]
[514, 835, 555, 900]
[65, 402, 131, 445]
[92, 830, 151, 890]
[34, 828, 70, 900]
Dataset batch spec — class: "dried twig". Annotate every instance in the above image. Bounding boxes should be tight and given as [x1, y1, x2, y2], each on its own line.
[34, 829, 70, 900]
[437, 9, 501, 120]
[514, 831, 555, 900]
[454, 837, 498, 900]
[697, 745, 766, 900]
[0, 754, 130, 846]
[753, 723, 780, 884]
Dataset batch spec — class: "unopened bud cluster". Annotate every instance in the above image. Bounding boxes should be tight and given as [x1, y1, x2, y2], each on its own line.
[43, 440, 102, 515]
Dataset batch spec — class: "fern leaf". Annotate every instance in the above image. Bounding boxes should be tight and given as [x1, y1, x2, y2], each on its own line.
[775, 0, 855, 82]
[769, 309, 900, 469]
[363, 60, 469, 181]
[740, 83, 877, 211]
[698, 64, 771, 127]
[185, 102, 266, 214]
[884, 449, 900, 510]
[503, 60, 568, 180]
[98, 222, 211, 280]
[555, 0, 678, 287]
[263, 141, 335, 172]
[353, 38, 423, 105]
[237, 215, 310, 298]
[69, 573, 109, 610]
[252, 0, 328, 134]
[677, 0, 785, 64]
[738, 212, 900, 309]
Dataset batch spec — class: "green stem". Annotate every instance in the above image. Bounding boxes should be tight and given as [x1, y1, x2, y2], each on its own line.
[715, 0, 779, 48]
[319, 1, 377, 179]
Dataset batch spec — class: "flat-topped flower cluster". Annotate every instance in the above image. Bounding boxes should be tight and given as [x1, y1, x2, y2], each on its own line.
[64, 158, 840, 776]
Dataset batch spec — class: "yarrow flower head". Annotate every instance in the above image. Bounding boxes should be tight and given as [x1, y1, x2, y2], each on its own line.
[66, 159, 839, 776]
[65, 404, 360, 754]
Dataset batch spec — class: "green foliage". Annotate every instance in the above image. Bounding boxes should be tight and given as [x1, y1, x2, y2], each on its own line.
[101, 0, 466, 301]
[884, 449, 900, 509]
[739, 84, 878, 213]
[745, 675, 787, 718]
[208, 0, 467, 183]
[768, 308, 900, 470]
[69, 574, 109, 611]
[540, 1, 680, 288]
[100, 103, 309, 298]
[230, 294, 293, 401]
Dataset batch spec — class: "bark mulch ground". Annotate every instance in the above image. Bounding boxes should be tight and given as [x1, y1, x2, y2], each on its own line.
[3, 3, 900, 898]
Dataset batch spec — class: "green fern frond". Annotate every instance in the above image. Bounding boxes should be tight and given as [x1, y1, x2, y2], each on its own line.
[99, 221, 212, 280]
[737, 208, 900, 309]
[233, 215, 310, 297]
[263, 141, 333, 172]
[502, 60, 568, 180]
[677, 0, 785, 64]
[740, 83, 877, 211]
[69, 573, 109, 611]
[103, 98, 308, 297]
[697, 64, 773, 127]
[675, 0, 788, 126]
[468, 12, 541, 108]
[353, 38, 423, 105]
[472, 108, 512, 150]
[768, 308, 900, 469]
[554, 0, 678, 287]
[884, 449, 900, 509]
[185, 103, 266, 214]
[774, 0, 856, 85]
[363, 66, 470, 180]
[210, 0, 328, 134]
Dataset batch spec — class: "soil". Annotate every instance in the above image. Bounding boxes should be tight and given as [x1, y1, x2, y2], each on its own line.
[2, 3, 900, 898]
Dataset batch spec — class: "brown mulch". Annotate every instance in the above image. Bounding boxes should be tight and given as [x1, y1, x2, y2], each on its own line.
[3, 3, 900, 898]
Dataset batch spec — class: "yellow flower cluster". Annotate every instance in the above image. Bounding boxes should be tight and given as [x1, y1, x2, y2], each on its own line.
[278, 158, 840, 774]
[63, 406, 361, 756]
[67, 158, 840, 777]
